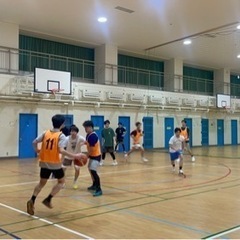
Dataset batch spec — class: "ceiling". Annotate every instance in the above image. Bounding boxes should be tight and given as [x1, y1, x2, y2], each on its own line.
[0, 0, 240, 73]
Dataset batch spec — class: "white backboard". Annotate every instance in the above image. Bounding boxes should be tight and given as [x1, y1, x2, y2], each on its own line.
[34, 68, 71, 95]
[216, 94, 231, 108]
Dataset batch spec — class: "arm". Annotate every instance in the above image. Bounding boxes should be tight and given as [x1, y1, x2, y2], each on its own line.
[32, 132, 45, 153]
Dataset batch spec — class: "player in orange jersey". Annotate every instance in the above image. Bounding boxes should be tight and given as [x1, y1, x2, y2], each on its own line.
[27, 115, 83, 215]
[180, 120, 195, 162]
[83, 120, 102, 197]
[124, 122, 148, 162]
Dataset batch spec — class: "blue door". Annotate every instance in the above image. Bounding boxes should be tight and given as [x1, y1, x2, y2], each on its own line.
[184, 118, 193, 147]
[91, 115, 104, 145]
[231, 120, 238, 145]
[143, 117, 153, 149]
[118, 116, 130, 152]
[217, 119, 224, 146]
[19, 113, 38, 158]
[165, 118, 174, 148]
[201, 119, 209, 146]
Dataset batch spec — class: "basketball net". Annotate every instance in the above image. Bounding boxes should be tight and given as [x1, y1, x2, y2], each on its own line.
[50, 88, 64, 100]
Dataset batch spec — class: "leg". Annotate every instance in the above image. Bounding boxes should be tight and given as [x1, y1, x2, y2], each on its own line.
[115, 142, 119, 152]
[185, 143, 195, 161]
[73, 165, 80, 189]
[42, 168, 65, 209]
[87, 159, 96, 190]
[27, 168, 51, 215]
[140, 146, 148, 162]
[110, 148, 118, 165]
[88, 159, 102, 196]
[121, 142, 126, 152]
[179, 154, 184, 174]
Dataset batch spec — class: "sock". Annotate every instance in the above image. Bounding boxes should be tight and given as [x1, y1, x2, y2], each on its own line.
[91, 170, 101, 191]
[172, 164, 175, 167]
[31, 195, 36, 204]
[45, 194, 53, 202]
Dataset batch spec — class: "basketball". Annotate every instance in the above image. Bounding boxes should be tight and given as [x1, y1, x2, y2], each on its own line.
[74, 153, 88, 167]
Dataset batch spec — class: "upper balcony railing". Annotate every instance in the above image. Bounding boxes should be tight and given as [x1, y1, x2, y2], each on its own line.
[0, 46, 239, 96]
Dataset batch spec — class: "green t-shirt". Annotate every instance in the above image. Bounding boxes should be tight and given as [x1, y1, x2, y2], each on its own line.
[101, 128, 115, 147]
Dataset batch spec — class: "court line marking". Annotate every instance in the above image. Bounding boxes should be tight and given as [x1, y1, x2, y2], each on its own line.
[0, 162, 228, 189]
[1, 175, 239, 238]
[0, 227, 21, 239]
[0, 163, 234, 230]
[0, 203, 94, 240]
[203, 225, 240, 239]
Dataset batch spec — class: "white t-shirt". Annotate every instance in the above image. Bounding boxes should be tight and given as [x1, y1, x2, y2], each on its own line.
[64, 135, 85, 159]
[169, 135, 185, 153]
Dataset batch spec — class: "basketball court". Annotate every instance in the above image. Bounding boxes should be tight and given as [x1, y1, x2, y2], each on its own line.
[0, 146, 240, 239]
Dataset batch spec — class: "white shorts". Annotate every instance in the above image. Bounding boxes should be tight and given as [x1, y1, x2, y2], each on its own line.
[132, 144, 143, 150]
[88, 158, 100, 171]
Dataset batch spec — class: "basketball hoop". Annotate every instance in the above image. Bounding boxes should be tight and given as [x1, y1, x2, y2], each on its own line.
[50, 88, 64, 100]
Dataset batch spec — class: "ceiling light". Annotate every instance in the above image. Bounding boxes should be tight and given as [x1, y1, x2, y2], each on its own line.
[237, 54, 240, 58]
[237, 24, 240, 29]
[183, 39, 192, 45]
[98, 17, 107, 23]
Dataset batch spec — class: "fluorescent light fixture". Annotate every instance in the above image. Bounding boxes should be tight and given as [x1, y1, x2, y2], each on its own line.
[183, 39, 192, 45]
[237, 24, 240, 29]
[98, 17, 107, 23]
[237, 54, 240, 58]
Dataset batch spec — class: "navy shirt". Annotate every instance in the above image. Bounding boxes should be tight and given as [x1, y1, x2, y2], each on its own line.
[115, 127, 126, 141]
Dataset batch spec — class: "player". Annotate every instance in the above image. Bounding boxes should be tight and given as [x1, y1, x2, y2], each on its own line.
[180, 120, 195, 162]
[115, 122, 126, 153]
[62, 125, 85, 189]
[83, 120, 102, 197]
[101, 120, 117, 166]
[169, 127, 186, 175]
[27, 114, 83, 215]
[124, 122, 148, 162]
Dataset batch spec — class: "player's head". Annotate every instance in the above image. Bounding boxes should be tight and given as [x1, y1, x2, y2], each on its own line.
[135, 122, 141, 129]
[118, 122, 122, 127]
[83, 120, 94, 133]
[181, 120, 187, 127]
[70, 124, 79, 137]
[174, 127, 181, 137]
[104, 120, 110, 128]
[52, 115, 65, 129]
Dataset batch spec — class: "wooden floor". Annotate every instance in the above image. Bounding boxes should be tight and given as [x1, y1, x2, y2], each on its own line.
[1, 146, 240, 239]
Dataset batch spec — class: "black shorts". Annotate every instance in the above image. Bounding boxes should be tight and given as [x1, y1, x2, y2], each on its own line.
[40, 168, 64, 179]
[102, 146, 114, 153]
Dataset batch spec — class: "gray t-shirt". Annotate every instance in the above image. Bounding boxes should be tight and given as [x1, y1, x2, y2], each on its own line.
[35, 128, 66, 169]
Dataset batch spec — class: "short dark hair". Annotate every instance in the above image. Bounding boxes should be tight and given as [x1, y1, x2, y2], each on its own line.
[70, 124, 79, 133]
[181, 120, 186, 123]
[83, 120, 94, 128]
[118, 122, 122, 125]
[175, 127, 181, 133]
[135, 122, 141, 127]
[104, 120, 110, 125]
[52, 115, 65, 128]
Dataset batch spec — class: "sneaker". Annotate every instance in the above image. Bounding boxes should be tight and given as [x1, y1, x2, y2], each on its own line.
[112, 160, 118, 166]
[27, 199, 34, 215]
[99, 160, 104, 166]
[124, 151, 127, 154]
[73, 182, 78, 189]
[87, 185, 97, 191]
[42, 198, 53, 209]
[179, 169, 184, 174]
[93, 190, 103, 197]
[124, 154, 128, 159]
[142, 157, 148, 162]
[191, 156, 195, 162]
